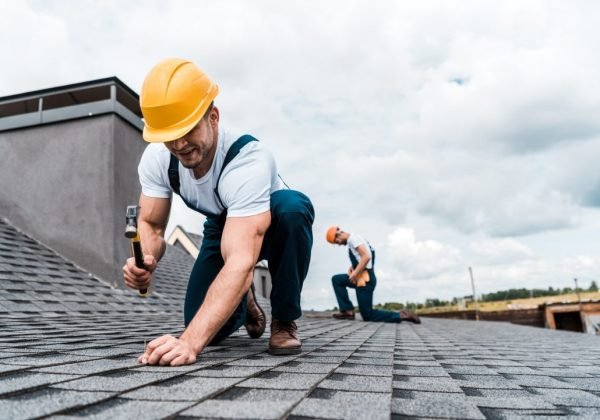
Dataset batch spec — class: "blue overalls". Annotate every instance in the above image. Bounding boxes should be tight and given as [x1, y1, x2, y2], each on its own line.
[331, 244, 401, 323]
[168, 135, 315, 343]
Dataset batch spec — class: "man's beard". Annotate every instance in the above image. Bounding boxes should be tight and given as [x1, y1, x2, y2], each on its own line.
[177, 147, 204, 169]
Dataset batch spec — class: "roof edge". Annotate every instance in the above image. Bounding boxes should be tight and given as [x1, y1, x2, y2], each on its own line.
[0, 76, 138, 103]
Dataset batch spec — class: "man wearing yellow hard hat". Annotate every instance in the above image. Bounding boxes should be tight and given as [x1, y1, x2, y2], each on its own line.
[326, 226, 420, 324]
[123, 58, 314, 365]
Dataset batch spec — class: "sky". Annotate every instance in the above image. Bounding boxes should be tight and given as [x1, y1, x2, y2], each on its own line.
[2, 0, 600, 310]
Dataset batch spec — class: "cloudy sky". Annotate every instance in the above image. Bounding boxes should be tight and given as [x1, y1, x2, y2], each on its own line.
[3, 1, 600, 310]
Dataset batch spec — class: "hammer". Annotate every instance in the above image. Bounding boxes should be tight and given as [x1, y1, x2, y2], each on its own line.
[125, 205, 149, 297]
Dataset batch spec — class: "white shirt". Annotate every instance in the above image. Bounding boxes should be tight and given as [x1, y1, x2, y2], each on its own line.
[348, 234, 373, 269]
[138, 127, 285, 217]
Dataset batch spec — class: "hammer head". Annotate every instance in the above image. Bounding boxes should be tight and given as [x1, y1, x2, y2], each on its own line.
[125, 205, 139, 238]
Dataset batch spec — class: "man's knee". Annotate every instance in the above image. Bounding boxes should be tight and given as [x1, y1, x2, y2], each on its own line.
[332, 274, 347, 286]
[271, 190, 315, 223]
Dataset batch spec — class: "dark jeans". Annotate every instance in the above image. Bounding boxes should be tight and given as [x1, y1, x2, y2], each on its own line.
[184, 189, 314, 343]
[331, 270, 400, 323]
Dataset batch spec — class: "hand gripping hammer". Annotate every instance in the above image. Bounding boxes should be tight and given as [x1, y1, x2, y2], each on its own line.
[125, 205, 149, 297]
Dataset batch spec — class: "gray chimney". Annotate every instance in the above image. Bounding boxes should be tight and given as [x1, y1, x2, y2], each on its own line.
[0, 78, 147, 287]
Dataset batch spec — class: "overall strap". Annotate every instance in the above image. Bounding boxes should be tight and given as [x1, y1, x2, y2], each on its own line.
[348, 248, 359, 268]
[168, 152, 209, 214]
[369, 244, 376, 267]
[214, 134, 258, 208]
[168, 154, 181, 195]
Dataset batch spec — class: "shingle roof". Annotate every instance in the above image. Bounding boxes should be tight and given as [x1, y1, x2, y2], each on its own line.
[1, 217, 600, 419]
[0, 218, 187, 316]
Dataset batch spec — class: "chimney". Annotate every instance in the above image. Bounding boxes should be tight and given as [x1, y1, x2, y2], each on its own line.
[0, 78, 147, 287]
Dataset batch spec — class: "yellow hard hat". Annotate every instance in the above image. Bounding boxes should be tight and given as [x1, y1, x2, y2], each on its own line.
[326, 226, 339, 244]
[140, 58, 219, 143]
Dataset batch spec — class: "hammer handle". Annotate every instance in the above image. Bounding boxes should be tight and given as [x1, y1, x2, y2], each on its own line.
[132, 240, 144, 269]
[132, 240, 148, 296]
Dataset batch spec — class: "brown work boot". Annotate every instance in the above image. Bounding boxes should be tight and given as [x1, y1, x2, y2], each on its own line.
[268, 319, 302, 355]
[332, 310, 355, 320]
[399, 310, 421, 324]
[245, 284, 266, 339]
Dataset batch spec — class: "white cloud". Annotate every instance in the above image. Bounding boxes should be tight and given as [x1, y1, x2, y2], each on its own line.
[470, 238, 534, 264]
[387, 227, 463, 279]
[3, 1, 600, 309]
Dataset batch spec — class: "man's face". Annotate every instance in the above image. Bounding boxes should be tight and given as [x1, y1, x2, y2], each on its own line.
[164, 107, 219, 169]
[334, 230, 346, 245]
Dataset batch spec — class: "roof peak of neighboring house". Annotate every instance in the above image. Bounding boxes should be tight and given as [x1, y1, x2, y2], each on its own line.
[166, 225, 269, 268]
[167, 225, 203, 259]
[0, 76, 142, 132]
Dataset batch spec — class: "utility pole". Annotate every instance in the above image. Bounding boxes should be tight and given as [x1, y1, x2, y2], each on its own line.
[574, 278, 584, 332]
[469, 266, 480, 321]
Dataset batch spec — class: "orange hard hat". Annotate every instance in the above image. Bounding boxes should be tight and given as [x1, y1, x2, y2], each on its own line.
[140, 58, 219, 143]
[326, 226, 339, 244]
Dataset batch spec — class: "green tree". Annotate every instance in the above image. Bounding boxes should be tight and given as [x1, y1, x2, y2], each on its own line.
[589, 281, 598, 292]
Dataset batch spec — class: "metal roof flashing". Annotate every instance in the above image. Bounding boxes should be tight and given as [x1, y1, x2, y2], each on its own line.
[0, 77, 143, 132]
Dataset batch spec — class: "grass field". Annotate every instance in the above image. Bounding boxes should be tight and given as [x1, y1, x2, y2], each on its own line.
[418, 291, 600, 314]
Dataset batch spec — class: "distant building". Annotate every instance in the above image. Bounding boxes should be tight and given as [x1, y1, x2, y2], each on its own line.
[422, 298, 600, 334]
[0, 77, 145, 285]
[544, 300, 600, 334]
[254, 260, 272, 299]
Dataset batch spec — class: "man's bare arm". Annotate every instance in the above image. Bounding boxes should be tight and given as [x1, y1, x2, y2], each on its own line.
[140, 210, 271, 365]
[123, 194, 170, 291]
[137, 193, 171, 261]
[349, 244, 371, 282]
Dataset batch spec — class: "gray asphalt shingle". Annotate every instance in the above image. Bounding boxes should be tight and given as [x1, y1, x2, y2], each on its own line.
[292, 389, 391, 420]
[55, 371, 179, 392]
[0, 372, 78, 395]
[181, 399, 297, 419]
[238, 371, 329, 390]
[53, 398, 192, 420]
[0, 388, 113, 420]
[120, 375, 240, 401]
[319, 373, 392, 393]
[181, 388, 305, 419]
[391, 392, 486, 419]
[529, 387, 600, 407]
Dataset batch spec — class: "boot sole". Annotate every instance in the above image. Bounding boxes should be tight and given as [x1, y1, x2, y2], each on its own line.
[268, 346, 302, 356]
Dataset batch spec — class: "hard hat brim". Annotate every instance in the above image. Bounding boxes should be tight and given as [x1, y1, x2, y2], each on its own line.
[142, 118, 200, 143]
[141, 84, 219, 143]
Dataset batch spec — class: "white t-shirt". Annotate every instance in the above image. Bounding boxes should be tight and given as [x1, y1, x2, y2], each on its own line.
[347, 234, 373, 269]
[138, 127, 285, 217]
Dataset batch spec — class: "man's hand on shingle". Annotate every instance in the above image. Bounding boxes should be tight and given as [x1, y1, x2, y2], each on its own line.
[138, 334, 197, 366]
